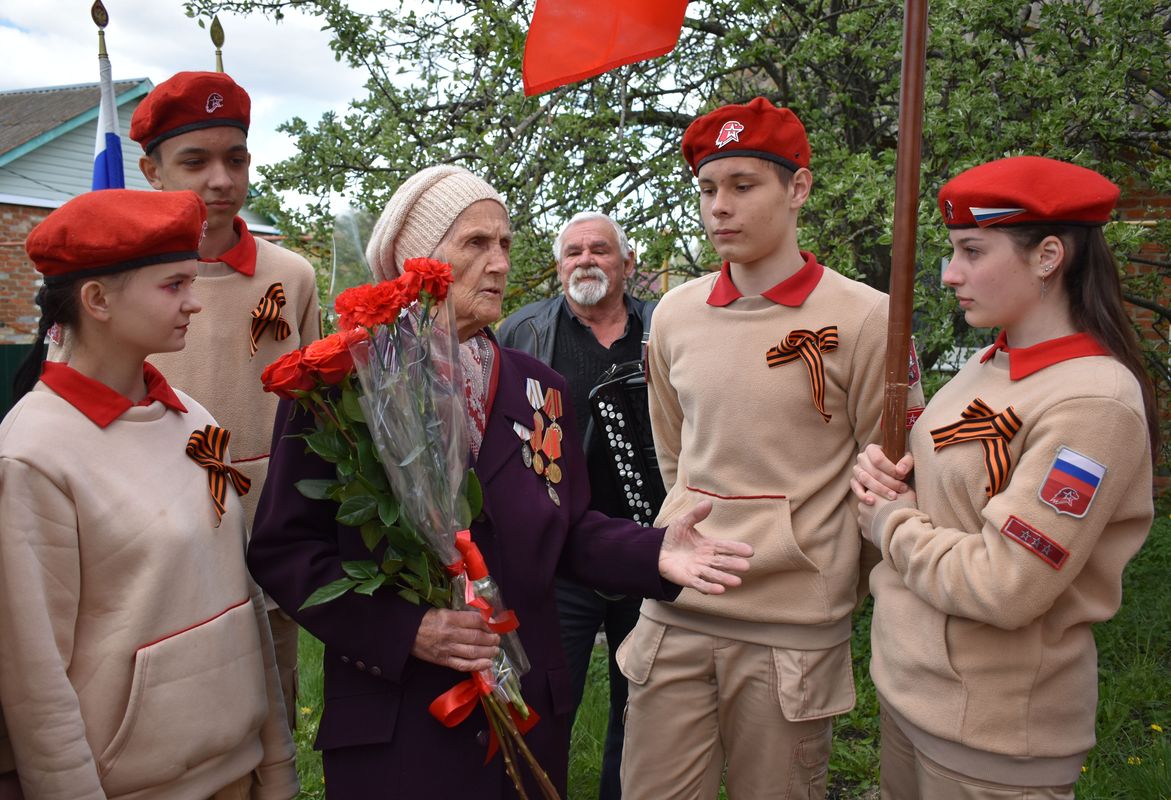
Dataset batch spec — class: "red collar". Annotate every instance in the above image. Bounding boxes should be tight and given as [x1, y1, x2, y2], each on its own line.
[200, 216, 257, 277]
[40, 361, 187, 428]
[706, 250, 824, 307]
[979, 330, 1109, 380]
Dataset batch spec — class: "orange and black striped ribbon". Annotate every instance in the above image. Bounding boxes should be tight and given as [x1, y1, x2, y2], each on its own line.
[249, 282, 291, 357]
[765, 326, 839, 422]
[186, 425, 251, 526]
[930, 397, 1023, 497]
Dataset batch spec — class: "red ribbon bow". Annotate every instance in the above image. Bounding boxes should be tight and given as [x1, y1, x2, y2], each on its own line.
[249, 282, 291, 357]
[428, 673, 540, 764]
[185, 425, 250, 526]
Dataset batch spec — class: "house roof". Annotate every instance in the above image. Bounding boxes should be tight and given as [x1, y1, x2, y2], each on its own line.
[0, 79, 152, 164]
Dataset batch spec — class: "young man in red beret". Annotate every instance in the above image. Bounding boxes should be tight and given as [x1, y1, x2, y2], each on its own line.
[130, 71, 321, 734]
[618, 97, 922, 799]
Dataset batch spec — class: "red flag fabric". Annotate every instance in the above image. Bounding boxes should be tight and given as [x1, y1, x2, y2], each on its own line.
[522, 0, 689, 96]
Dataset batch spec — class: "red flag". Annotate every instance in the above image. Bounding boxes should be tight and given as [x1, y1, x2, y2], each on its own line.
[522, 0, 689, 96]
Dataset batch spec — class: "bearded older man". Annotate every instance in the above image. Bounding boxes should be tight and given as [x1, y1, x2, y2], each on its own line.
[498, 212, 655, 800]
[251, 174, 750, 799]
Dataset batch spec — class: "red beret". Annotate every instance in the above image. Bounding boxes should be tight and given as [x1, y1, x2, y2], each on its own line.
[130, 71, 250, 154]
[26, 190, 207, 284]
[939, 156, 1119, 228]
[681, 97, 810, 176]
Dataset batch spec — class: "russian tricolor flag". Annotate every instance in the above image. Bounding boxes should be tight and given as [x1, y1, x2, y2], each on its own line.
[92, 51, 124, 190]
[1040, 446, 1106, 518]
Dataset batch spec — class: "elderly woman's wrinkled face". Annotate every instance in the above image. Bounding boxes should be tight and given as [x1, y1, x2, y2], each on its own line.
[434, 200, 512, 341]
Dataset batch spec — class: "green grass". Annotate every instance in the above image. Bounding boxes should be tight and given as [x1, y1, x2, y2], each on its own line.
[296, 517, 1171, 799]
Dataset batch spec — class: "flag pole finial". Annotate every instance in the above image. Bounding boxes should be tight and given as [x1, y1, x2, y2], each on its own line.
[91, 0, 109, 58]
[210, 15, 225, 72]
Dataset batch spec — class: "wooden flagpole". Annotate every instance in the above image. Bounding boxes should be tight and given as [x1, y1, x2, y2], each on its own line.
[881, 0, 929, 460]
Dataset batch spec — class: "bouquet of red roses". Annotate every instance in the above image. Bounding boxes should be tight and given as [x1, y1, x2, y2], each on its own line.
[262, 258, 557, 799]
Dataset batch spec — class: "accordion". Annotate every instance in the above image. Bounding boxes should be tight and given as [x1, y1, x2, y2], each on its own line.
[588, 360, 667, 525]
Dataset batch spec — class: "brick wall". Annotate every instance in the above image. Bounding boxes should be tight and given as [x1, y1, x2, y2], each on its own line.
[0, 203, 48, 345]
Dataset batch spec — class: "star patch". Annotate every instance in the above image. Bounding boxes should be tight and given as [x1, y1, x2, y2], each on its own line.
[1039, 447, 1105, 518]
[1001, 515, 1068, 569]
[971, 207, 1027, 227]
[206, 92, 225, 113]
[715, 120, 744, 149]
[906, 406, 925, 430]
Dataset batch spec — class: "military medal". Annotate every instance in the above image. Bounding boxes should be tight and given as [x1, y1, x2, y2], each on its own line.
[546, 462, 562, 484]
[522, 378, 566, 506]
[513, 421, 534, 468]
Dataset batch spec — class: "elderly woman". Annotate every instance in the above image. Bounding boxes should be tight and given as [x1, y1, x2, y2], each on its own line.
[249, 166, 751, 799]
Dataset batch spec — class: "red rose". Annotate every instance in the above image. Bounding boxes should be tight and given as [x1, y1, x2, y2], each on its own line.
[302, 328, 367, 385]
[261, 348, 315, 398]
[403, 257, 454, 302]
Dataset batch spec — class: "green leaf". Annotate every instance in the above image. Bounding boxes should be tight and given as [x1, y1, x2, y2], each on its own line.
[354, 575, 387, 595]
[359, 521, 384, 552]
[299, 577, 356, 610]
[295, 478, 338, 500]
[377, 494, 400, 526]
[341, 560, 381, 581]
[341, 384, 366, 423]
[464, 469, 484, 519]
[304, 428, 350, 463]
[381, 556, 403, 575]
[336, 494, 378, 526]
[398, 588, 422, 605]
[398, 443, 425, 467]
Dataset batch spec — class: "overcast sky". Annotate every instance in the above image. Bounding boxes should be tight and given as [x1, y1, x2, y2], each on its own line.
[0, 0, 376, 171]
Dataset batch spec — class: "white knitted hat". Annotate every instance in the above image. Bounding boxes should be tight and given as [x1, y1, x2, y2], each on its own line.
[366, 165, 506, 281]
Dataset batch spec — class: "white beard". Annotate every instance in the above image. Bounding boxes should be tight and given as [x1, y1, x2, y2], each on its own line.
[567, 267, 610, 306]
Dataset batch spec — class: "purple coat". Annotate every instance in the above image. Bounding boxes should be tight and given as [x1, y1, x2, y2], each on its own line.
[250, 340, 676, 799]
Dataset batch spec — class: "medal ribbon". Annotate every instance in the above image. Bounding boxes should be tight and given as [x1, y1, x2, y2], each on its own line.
[930, 397, 1023, 497]
[249, 282, 291, 356]
[185, 425, 250, 526]
[765, 326, 839, 422]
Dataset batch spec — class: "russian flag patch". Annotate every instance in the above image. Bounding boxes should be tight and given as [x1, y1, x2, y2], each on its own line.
[1039, 447, 1106, 518]
[971, 207, 1027, 227]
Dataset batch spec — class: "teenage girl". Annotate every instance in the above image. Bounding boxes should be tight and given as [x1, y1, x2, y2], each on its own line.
[851, 156, 1157, 799]
[0, 189, 296, 800]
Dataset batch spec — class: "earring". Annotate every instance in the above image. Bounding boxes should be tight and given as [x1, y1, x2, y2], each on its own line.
[1040, 276, 1049, 298]
[1041, 264, 1054, 274]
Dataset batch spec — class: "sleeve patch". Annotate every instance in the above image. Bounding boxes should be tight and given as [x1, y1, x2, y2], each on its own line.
[1001, 515, 1069, 569]
[906, 406, 925, 430]
[908, 339, 921, 387]
[1039, 446, 1105, 518]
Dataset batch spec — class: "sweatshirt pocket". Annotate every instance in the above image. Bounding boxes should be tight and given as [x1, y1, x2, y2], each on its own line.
[685, 488, 816, 575]
[97, 599, 268, 796]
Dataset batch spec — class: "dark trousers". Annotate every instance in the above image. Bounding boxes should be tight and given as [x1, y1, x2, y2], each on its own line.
[555, 579, 642, 800]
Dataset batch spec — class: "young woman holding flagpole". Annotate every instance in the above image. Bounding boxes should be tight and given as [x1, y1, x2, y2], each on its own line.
[852, 156, 1158, 799]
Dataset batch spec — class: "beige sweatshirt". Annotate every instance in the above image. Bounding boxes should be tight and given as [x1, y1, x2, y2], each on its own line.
[869, 341, 1153, 783]
[149, 237, 321, 525]
[0, 385, 297, 800]
[643, 263, 918, 649]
